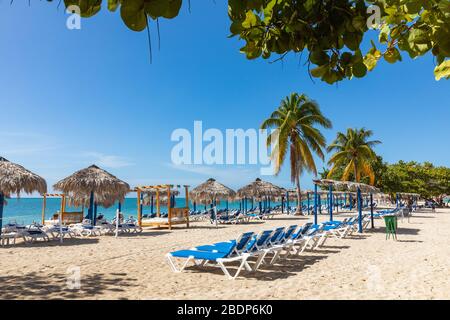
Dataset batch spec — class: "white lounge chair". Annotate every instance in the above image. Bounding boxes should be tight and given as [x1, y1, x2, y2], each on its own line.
[70, 219, 102, 237]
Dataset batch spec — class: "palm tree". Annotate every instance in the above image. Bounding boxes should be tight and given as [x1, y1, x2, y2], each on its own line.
[326, 128, 381, 184]
[261, 93, 332, 214]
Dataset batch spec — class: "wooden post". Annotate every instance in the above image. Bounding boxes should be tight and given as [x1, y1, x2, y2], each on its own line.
[137, 189, 142, 227]
[185, 185, 189, 208]
[61, 194, 66, 224]
[185, 185, 190, 228]
[60, 194, 65, 215]
[156, 188, 160, 217]
[42, 194, 47, 224]
[167, 186, 172, 230]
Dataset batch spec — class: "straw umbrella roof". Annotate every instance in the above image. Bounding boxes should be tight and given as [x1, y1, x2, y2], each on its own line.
[0, 157, 47, 197]
[282, 189, 315, 200]
[237, 178, 284, 199]
[65, 193, 119, 209]
[313, 179, 380, 193]
[53, 165, 130, 207]
[190, 178, 236, 202]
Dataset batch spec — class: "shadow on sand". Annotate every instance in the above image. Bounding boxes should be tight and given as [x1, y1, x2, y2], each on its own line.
[0, 272, 137, 299]
[182, 254, 329, 281]
[366, 226, 421, 236]
[269, 217, 308, 221]
[116, 230, 170, 237]
[4, 238, 100, 248]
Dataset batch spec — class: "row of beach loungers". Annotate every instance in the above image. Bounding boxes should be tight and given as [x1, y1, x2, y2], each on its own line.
[185, 202, 374, 223]
[166, 213, 373, 280]
[0, 215, 142, 246]
[1, 205, 409, 246]
[121, 201, 385, 223]
[266, 202, 380, 215]
[187, 208, 276, 224]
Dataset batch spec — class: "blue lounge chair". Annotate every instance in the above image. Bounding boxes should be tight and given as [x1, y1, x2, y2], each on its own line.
[312, 221, 348, 248]
[257, 225, 298, 266]
[195, 232, 255, 255]
[251, 227, 287, 270]
[295, 224, 325, 252]
[166, 241, 254, 280]
[166, 230, 276, 279]
[281, 222, 313, 256]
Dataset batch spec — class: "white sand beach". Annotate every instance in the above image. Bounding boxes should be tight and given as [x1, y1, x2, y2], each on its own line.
[1, 208, 449, 300]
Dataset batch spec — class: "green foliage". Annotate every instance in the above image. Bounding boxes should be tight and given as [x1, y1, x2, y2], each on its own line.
[434, 59, 450, 80]
[60, 0, 183, 31]
[320, 158, 450, 198]
[64, 0, 102, 17]
[381, 161, 450, 198]
[228, 0, 450, 83]
[50, 1, 450, 83]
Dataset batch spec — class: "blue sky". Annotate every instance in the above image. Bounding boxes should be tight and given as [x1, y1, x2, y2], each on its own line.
[0, 1, 449, 195]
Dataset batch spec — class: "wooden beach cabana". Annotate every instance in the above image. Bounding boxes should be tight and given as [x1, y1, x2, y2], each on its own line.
[137, 184, 190, 230]
[41, 193, 84, 225]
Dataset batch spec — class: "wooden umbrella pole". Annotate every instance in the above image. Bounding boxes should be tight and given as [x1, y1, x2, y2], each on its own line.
[137, 189, 142, 226]
[156, 188, 160, 217]
[185, 185, 189, 208]
[42, 194, 47, 224]
[60, 194, 65, 215]
[167, 186, 172, 230]
[185, 185, 190, 228]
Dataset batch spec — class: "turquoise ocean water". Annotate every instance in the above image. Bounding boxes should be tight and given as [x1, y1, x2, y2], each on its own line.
[1, 198, 323, 225]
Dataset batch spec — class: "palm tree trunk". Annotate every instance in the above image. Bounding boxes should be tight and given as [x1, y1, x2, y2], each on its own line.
[295, 175, 303, 215]
[353, 165, 359, 183]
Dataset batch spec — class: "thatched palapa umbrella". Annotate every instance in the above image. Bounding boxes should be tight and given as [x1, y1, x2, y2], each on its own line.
[53, 165, 130, 225]
[237, 178, 284, 213]
[237, 178, 284, 198]
[0, 157, 47, 235]
[190, 178, 236, 211]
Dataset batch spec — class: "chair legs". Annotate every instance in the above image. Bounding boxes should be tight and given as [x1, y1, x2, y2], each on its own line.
[166, 253, 252, 280]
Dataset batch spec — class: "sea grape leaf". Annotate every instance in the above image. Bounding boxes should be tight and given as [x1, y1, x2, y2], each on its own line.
[107, 0, 119, 12]
[121, 0, 147, 32]
[145, 0, 182, 19]
[434, 60, 450, 80]
[64, 0, 101, 17]
[384, 48, 402, 63]
[352, 62, 367, 78]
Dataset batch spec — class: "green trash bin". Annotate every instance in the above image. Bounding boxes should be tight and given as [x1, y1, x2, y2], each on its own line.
[383, 215, 397, 240]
